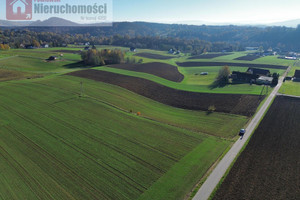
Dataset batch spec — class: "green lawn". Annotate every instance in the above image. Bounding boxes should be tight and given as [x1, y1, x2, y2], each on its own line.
[279, 81, 300, 96]
[180, 66, 285, 86]
[96, 66, 267, 95]
[0, 56, 82, 73]
[0, 77, 230, 200]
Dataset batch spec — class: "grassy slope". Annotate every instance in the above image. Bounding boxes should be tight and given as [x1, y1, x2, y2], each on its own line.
[0, 78, 230, 200]
[37, 75, 247, 138]
[0, 55, 83, 75]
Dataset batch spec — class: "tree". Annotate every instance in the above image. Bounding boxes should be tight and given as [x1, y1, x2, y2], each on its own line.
[215, 65, 231, 86]
[3, 44, 10, 50]
[259, 46, 264, 54]
[32, 40, 40, 48]
[0, 44, 10, 50]
[272, 73, 279, 86]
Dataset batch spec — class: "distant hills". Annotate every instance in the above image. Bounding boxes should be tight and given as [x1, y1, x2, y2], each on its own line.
[0, 17, 78, 27]
[0, 17, 300, 28]
[29, 17, 79, 27]
[176, 19, 300, 28]
[0, 17, 112, 27]
[267, 19, 300, 28]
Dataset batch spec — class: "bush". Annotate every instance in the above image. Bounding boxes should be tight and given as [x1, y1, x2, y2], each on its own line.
[208, 105, 216, 113]
[125, 57, 136, 64]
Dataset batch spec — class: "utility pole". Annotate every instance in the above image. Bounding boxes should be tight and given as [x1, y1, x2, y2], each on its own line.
[80, 82, 84, 97]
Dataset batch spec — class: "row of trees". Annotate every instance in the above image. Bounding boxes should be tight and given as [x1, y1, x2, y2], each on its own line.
[0, 29, 241, 54]
[81, 49, 125, 66]
[2, 23, 300, 52]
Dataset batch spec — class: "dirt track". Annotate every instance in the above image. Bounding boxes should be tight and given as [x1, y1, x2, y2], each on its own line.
[109, 62, 184, 82]
[213, 96, 300, 200]
[176, 61, 288, 69]
[68, 69, 263, 116]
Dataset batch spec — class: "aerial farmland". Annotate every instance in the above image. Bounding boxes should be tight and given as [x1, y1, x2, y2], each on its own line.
[0, 44, 296, 200]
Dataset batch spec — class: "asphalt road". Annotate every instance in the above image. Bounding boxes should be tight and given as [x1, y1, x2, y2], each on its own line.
[193, 67, 290, 200]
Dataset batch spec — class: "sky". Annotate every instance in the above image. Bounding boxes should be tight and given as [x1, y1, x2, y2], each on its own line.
[1, 0, 300, 25]
[113, 0, 300, 24]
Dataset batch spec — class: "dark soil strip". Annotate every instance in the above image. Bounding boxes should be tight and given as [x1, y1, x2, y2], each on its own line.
[135, 53, 175, 60]
[188, 53, 232, 59]
[68, 69, 263, 116]
[214, 96, 300, 200]
[109, 62, 184, 82]
[176, 61, 288, 69]
[234, 55, 260, 61]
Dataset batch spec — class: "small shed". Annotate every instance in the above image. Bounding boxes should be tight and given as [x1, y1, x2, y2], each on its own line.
[48, 56, 57, 61]
[41, 44, 49, 48]
[130, 47, 136, 52]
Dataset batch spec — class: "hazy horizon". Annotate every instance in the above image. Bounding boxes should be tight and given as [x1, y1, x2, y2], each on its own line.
[1, 0, 300, 27]
[113, 0, 300, 25]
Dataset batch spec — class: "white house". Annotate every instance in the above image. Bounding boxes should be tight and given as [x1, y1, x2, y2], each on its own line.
[10, 0, 28, 14]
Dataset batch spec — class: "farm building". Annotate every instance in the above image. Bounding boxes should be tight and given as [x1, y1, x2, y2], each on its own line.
[231, 71, 258, 83]
[41, 44, 49, 48]
[256, 76, 273, 85]
[168, 49, 175, 54]
[48, 56, 57, 61]
[247, 68, 271, 76]
[293, 70, 300, 82]
[130, 47, 137, 52]
[168, 49, 180, 55]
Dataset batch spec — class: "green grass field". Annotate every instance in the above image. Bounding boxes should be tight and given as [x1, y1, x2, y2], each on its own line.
[279, 81, 300, 96]
[0, 77, 229, 200]
[0, 46, 298, 200]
